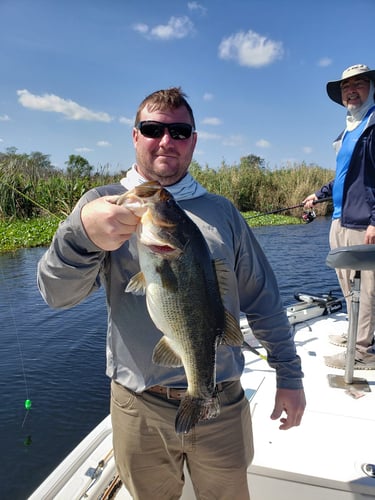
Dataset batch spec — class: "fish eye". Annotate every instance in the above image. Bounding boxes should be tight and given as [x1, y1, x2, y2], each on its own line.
[166, 199, 176, 208]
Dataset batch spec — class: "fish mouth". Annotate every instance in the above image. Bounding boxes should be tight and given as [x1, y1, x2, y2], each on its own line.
[120, 181, 182, 256]
[138, 225, 181, 256]
[148, 244, 176, 254]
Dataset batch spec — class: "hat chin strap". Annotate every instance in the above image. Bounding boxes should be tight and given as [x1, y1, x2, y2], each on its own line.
[346, 80, 375, 131]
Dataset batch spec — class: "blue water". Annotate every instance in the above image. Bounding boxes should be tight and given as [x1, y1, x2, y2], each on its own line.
[253, 218, 340, 305]
[0, 217, 339, 499]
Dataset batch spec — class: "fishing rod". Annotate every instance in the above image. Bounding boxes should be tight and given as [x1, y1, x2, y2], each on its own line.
[246, 197, 332, 223]
[0, 180, 59, 219]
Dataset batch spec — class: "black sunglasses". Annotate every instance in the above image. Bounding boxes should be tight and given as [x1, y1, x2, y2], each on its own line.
[136, 121, 194, 140]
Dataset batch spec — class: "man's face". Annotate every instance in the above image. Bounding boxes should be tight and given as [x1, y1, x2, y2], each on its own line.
[340, 77, 370, 110]
[132, 105, 197, 187]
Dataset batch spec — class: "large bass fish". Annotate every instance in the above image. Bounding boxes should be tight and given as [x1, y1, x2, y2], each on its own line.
[117, 181, 243, 434]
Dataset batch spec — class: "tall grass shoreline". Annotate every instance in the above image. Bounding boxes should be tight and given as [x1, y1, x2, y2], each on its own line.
[0, 149, 334, 253]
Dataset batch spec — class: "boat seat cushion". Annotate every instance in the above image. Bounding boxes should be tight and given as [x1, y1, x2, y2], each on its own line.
[326, 245, 375, 271]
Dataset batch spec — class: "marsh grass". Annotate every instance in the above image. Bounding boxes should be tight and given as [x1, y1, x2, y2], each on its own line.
[0, 150, 119, 219]
[190, 157, 333, 216]
[0, 149, 334, 252]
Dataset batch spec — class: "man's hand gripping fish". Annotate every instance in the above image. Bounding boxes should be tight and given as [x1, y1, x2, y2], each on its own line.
[117, 181, 243, 434]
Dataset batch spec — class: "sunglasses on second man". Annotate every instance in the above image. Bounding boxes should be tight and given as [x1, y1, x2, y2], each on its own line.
[136, 121, 195, 140]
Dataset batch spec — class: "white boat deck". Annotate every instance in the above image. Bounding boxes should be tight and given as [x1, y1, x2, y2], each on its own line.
[244, 313, 375, 499]
[29, 312, 375, 500]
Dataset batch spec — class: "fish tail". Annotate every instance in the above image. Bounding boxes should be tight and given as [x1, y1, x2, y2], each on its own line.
[175, 395, 220, 435]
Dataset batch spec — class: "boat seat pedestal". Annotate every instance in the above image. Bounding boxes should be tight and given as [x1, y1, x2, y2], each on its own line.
[326, 245, 375, 391]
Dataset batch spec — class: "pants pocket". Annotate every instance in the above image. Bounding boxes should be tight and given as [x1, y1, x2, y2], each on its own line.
[111, 380, 137, 410]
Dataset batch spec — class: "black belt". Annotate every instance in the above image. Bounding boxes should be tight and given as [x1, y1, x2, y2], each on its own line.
[146, 382, 226, 400]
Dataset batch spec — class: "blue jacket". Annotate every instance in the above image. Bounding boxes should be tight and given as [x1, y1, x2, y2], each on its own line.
[316, 111, 375, 229]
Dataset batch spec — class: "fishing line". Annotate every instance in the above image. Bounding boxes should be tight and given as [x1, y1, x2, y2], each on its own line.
[0, 179, 59, 219]
[0, 265, 32, 431]
[1, 179, 61, 442]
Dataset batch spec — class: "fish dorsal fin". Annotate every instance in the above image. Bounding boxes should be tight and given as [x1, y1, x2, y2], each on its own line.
[221, 310, 244, 346]
[125, 272, 146, 295]
[152, 337, 183, 367]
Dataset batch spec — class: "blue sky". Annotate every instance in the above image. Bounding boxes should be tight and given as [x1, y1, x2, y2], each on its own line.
[1, 0, 374, 173]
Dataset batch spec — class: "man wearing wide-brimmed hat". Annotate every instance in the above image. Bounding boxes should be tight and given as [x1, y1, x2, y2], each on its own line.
[304, 64, 375, 370]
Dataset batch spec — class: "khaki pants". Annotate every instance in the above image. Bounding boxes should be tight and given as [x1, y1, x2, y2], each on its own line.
[111, 380, 253, 500]
[329, 219, 375, 351]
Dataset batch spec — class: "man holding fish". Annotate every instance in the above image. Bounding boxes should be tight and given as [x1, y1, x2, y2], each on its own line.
[38, 87, 305, 499]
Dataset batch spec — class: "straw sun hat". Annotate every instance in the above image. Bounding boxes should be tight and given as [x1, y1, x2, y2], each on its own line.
[326, 64, 375, 105]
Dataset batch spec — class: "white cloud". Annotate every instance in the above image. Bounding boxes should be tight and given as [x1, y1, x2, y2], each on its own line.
[256, 139, 271, 148]
[201, 117, 222, 126]
[318, 57, 332, 67]
[119, 116, 134, 126]
[302, 146, 313, 154]
[188, 2, 207, 15]
[198, 131, 221, 140]
[133, 23, 149, 35]
[97, 140, 111, 147]
[17, 89, 112, 122]
[0, 114, 10, 121]
[75, 147, 93, 153]
[203, 92, 214, 101]
[134, 16, 194, 40]
[0, 138, 3, 142]
[218, 30, 283, 68]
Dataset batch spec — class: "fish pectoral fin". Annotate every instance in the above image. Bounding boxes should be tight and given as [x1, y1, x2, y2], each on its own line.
[221, 310, 244, 346]
[152, 337, 183, 367]
[125, 272, 146, 295]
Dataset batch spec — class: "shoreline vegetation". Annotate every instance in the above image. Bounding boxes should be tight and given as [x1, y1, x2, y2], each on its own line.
[0, 148, 334, 254]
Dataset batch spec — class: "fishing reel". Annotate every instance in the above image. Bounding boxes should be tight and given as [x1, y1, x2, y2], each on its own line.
[302, 209, 316, 223]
